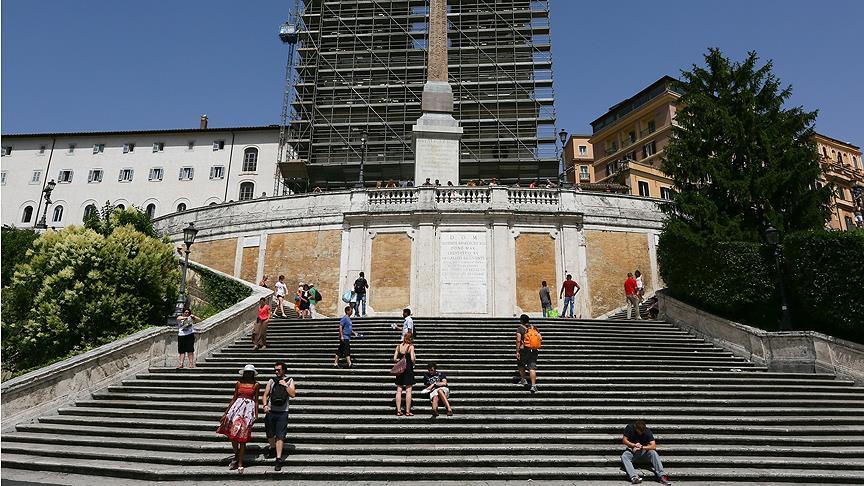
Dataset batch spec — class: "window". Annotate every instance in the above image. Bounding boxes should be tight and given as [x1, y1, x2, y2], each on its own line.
[605, 163, 613, 177]
[212, 140, 225, 151]
[176, 203, 187, 212]
[52, 205, 64, 223]
[67, 143, 76, 154]
[116, 204, 125, 210]
[239, 181, 255, 201]
[179, 167, 194, 181]
[88, 169, 104, 183]
[660, 187, 674, 200]
[209, 165, 225, 180]
[149, 167, 164, 181]
[58, 170, 74, 183]
[123, 143, 136, 153]
[83, 204, 97, 221]
[152, 142, 165, 152]
[638, 181, 650, 197]
[2, 146, 12, 156]
[854, 156, 860, 170]
[93, 143, 105, 154]
[1, 171, 6, 184]
[628, 131, 636, 143]
[579, 165, 590, 182]
[647, 119, 656, 133]
[118, 168, 134, 182]
[823, 147, 828, 157]
[242, 147, 258, 172]
[643, 141, 657, 158]
[186, 141, 195, 151]
[837, 187, 846, 200]
[22, 205, 34, 223]
[578, 145, 587, 156]
[837, 152, 843, 163]
[145, 203, 156, 219]
[31, 170, 42, 184]
[38, 145, 47, 155]
[845, 216, 854, 229]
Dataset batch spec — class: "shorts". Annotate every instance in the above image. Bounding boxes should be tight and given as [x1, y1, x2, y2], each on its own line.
[519, 349, 538, 371]
[264, 410, 289, 440]
[177, 333, 195, 354]
[429, 386, 450, 400]
[337, 340, 351, 358]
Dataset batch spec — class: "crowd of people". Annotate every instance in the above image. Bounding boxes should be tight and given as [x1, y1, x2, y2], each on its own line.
[258, 274, 323, 321]
[537, 269, 650, 321]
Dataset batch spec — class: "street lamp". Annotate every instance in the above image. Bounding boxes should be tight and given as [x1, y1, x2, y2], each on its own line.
[35, 179, 57, 230]
[764, 225, 791, 330]
[169, 222, 199, 325]
[356, 130, 368, 188]
[557, 129, 569, 185]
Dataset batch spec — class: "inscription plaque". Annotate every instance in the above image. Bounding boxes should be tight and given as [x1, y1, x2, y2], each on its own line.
[440, 232, 487, 314]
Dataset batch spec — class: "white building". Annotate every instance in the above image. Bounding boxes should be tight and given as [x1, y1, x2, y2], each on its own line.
[1, 122, 280, 227]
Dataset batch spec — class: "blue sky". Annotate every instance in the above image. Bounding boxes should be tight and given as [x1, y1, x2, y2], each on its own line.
[3, 0, 862, 144]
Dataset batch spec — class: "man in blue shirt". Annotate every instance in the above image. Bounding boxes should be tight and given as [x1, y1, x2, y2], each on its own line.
[333, 306, 354, 368]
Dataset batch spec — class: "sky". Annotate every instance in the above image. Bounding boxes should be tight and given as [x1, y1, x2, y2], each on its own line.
[2, 0, 863, 144]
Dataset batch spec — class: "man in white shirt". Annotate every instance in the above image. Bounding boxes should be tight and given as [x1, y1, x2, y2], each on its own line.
[274, 275, 288, 317]
[394, 308, 414, 339]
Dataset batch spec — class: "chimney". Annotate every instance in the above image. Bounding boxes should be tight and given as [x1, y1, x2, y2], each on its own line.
[200, 114, 208, 129]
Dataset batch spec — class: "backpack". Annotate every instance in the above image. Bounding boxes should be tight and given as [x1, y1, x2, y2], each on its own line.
[270, 378, 289, 407]
[354, 279, 365, 294]
[314, 288, 322, 301]
[523, 327, 542, 350]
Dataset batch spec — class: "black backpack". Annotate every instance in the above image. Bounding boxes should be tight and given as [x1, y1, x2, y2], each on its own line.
[314, 288, 322, 301]
[354, 279, 365, 294]
[270, 378, 289, 407]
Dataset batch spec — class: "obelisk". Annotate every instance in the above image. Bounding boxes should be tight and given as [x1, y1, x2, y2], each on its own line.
[413, 0, 462, 185]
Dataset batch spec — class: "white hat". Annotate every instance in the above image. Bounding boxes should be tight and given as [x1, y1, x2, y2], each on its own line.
[239, 364, 257, 376]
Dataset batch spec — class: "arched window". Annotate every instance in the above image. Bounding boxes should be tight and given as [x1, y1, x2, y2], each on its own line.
[177, 203, 187, 212]
[116, 204, 125, 210]
[52, 205, 64, 223]
[21, 205, 33, 223]
[146, 203, 156, 219]
[239, 182, 255, 201]
[242, 147, 258, 172]
[83, 204, 97, 221]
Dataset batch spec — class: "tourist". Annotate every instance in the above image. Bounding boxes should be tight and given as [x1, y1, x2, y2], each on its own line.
[393, 331, 416, 416]
[621, 420, 672, 485]
[353, 272, 369, 317]
[423, 177, 433, 186]
[312, 186, 323, 193]
[559, 274, 580, 318]
[253, 297, 270, 350]
[386, 179, 397, 188]
[263, 361, 296, 471]
[394, 307, 415, 339]
[334, 306, 354, 368]
[467, 179, 477, 187]
[308, 282, 321, 316]
[634, 270, 645, 302]
[299, 284, 311, 319]
[421, 363, 452, 417]
[294, 284, 303, 316]
[274, 275, 288, 317]
[490, 178, 498, 186]
[625, 272, 641, 320]
[259, 274, 270, 289]
[176, 308, 200, 369]
[515, 314, 541, 393]
[539, 280, 552, 318]
[529, 180, 538, 189]
[478, 179, 487, 186]
[434, 179, 441, 186]
[447, 181, 454, 186]
[375, 180, 382, 189]
[217, 364, 260, 474]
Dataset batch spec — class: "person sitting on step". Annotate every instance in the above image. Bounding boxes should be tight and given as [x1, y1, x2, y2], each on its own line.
[421, 363, 452, 417]
[621, 420, 671, 485]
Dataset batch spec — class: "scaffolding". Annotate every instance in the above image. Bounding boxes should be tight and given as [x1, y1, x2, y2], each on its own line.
[287, 0, 557, 188]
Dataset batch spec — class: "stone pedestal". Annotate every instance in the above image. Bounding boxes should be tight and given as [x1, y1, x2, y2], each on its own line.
[413, 81, 462, 185]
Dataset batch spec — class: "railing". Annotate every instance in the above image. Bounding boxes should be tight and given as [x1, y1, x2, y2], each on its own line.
[368, 188, 418, 205]
[435, 187, 491, 204]
[508, 188, 559, 205]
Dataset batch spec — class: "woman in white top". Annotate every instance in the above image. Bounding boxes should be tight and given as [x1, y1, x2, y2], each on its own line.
[634, 270, 645, 302]
[176, 308, 200, 369]
[274, 275, 288, 317]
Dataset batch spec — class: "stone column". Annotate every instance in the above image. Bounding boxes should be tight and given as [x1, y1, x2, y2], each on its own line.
[412, 221, 438, 316]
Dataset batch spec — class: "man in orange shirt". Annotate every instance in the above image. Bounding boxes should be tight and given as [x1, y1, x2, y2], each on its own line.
[624, 273, 641, 320]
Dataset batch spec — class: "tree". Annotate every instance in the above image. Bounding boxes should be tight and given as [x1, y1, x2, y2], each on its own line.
[661, 48, 832, 243]
[84, 202, 158, 239]
[1, 225, 40, 287]
[1, 226, 179, 373]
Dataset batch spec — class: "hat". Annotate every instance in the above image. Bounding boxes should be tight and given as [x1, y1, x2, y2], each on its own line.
[239, 364, 257, 376]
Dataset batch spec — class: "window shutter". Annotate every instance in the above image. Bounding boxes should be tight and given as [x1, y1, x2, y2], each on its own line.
[93, 145, 99, 154]
[154, 143, 159, 153]
[123, 144, 129, 153]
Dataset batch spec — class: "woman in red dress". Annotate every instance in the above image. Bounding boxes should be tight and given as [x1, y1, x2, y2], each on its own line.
[217, 364, 260, 473]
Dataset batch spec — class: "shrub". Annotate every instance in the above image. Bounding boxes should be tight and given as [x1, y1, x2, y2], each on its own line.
[1, 225, 179, 373]
[1, 225, 40, 287]
[191, 264, 252, 318]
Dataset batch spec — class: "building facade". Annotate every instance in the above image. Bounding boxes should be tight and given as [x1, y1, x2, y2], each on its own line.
[562, 134, 593, 184]
[587, 75, 864, 228]
[290, 0, 557, 187]
[1, 125, 279, 228]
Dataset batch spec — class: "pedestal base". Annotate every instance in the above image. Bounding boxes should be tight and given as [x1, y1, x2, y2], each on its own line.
[413, 113, 462, 186]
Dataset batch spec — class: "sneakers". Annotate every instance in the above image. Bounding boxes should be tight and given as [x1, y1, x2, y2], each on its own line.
[530, 385, 537, 394]
[658, 475, 671, 485]
[630, 477, 642, 484]
[518, 379, 527, 386]
[274, 457, 284, 471]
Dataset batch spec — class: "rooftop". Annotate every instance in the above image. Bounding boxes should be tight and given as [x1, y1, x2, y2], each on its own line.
[590, 75, 681, 134]
[2, 124, 280, 139]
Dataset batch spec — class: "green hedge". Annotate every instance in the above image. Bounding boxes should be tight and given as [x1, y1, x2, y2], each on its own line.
[659, 225, 864, 342]
[191, 265, 252, 318]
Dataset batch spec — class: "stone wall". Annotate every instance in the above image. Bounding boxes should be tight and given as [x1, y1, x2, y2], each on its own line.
[263, 230, 342, 316]
[585, 230, 652, 316]
[240, 245, 259, 284]
[191, 237, 237, 275]
[515, 233, 557, 313]
[370, 232, 412, 312]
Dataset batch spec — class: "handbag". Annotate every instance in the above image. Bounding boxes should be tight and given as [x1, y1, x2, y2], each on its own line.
[390, 356, 407, 375]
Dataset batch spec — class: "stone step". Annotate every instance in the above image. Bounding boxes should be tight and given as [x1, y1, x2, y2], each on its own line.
[3, 453, 863, 482]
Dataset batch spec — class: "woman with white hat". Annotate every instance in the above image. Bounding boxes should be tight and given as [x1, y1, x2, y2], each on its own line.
[217, 364, 260, 473]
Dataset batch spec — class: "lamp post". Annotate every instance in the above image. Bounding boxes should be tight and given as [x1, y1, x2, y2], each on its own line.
[35, 179, 57, 230]
[169, 222, 199, 325]
[557, 129, 569, 186]
[765, 225, 791, 330]
[357, 130, 368, 188]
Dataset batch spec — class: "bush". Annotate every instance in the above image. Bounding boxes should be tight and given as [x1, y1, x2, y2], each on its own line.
[1, 225, 179, 373]
[784, 229, 864, 341]
[191, 265, 252, 318]
[1, 225, 40, 287]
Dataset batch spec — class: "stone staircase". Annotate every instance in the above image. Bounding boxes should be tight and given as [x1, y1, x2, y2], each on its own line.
[3, 316, 864, 483]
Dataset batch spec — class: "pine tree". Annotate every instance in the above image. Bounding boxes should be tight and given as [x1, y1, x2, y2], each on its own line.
[661, 48, 832, 243]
